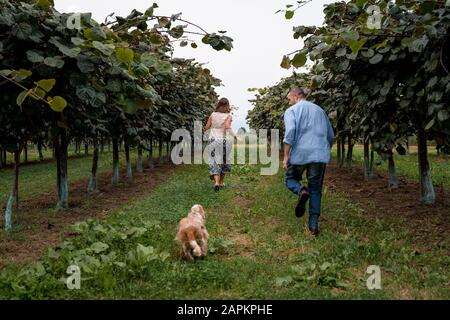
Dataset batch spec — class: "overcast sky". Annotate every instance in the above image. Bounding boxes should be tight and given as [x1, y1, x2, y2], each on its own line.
[55, 0, 336, 130]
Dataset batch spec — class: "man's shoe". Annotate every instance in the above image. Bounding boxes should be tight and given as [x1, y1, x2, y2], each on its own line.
[309, 227, 320, 236]
[295, 189, 309, 217]
[214, 185, 220, 192]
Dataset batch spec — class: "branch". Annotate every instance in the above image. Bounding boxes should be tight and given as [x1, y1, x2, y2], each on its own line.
[440, 36, 450, 75]
[0, 74, 51, 106]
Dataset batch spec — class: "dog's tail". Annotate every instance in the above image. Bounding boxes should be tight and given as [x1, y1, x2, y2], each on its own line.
[186, 227, 202, 257]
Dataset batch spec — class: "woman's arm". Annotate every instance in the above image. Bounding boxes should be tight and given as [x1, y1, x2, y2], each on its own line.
[205, 116, 212, 130]
[225, 115, 238, 139]
[225, 114, 232, 130]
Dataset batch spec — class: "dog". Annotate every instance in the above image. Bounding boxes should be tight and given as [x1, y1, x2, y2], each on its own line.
[175, 204, 209, 261]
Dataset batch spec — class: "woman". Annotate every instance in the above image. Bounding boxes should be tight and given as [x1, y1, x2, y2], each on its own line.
[205, 98, 234, 192]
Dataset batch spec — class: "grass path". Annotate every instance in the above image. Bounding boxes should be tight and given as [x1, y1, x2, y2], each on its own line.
[0, 163, 448, 299]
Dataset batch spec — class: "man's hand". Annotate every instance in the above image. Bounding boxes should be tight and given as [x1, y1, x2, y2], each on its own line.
[283, 158, 289, 171]
[283, 144, 292, 171]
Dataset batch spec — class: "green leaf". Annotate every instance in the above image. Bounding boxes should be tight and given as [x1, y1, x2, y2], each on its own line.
[342, 30, 359, 43]
[35, 79, 56, 92]
[92, 41, 115, 56]
[169, 25, 184, 38]
[31, 88, 46, 100]
[154, 60, 172, 74]
[26, 50, 44, 63]
[280, 55, 291, 69]
[12, 69, 33, 81]
[0, 69, 12, 77]
[191, 42, 198, 49]
[16, 90, 30, 107]
[180, 40, 188, 47]
[115, 47, 134, 64]
[424, 118, 435, 130]
[410, 36, 429, 53]
[90, 242, 109, 253]
[44, 56, 65, 68]
[320, 262, 332, 271]
[145, 7, 155, 17]
[369, 54, 383, 64]
[106, 79, 122, 92]
[36, 0, 54, 8]
[438, 110, 449, 122]
[401, 37, 413, 48]
[48, 96, 67, 112]
[361, 49, 375, 58]
[275, 276, 294, 287]
[349, 37, 367, 54]
[12, 23, 32, 40]
[148, 33, 163, 45]
[291, 52, 307, 68]
[336, 48, 347, 57]
[285, 11, 294, 19]
[158, 17, 170, 28]
[71, 37, 85, 46]
[124, 99, 138, 114]
[49, 38, 80, 58]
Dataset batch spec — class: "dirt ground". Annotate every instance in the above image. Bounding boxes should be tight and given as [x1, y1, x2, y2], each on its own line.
[325, 164, 450, 253]
[0, 163, 176, 267]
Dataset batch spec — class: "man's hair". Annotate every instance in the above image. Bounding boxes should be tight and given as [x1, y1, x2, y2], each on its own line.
[289, 87, 307, 97]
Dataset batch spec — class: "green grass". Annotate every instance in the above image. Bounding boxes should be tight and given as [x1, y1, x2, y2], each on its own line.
[332, 145, 450, 189]
[0, 162, 448, 299]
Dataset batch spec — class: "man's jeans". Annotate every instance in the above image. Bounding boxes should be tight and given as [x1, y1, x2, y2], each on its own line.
[285, 163, 327, 229]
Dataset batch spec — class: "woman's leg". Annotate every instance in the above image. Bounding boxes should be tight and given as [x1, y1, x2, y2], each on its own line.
[213, 175, 220, 186]
[219, 174, 225, 186]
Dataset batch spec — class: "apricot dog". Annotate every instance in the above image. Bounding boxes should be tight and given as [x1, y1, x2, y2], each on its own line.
[175, 204, 209, 261]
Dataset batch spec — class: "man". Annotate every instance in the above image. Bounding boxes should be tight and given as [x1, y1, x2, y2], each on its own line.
[283, 88, 335, 236]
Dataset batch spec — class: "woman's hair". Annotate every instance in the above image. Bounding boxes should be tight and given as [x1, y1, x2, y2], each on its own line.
[215, 98, 231, 113]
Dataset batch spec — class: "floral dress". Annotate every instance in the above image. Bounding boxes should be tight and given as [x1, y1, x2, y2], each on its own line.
[208, 112, 232, 176]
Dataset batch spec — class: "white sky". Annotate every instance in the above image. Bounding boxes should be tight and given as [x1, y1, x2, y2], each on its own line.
[55, 0, 336, 130]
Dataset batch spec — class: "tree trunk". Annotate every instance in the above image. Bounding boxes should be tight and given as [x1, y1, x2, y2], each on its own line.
[338, 136, 346, 169]
[346, 134, 353, 172]
[100, 138, 104, 153]
[87, 139, 99, 193]
[75, 140, 80, 155]
[159, 136, 164, 165]
[363, 138, 370, 179]
[148, 137, 155, 169]
[166, 139, 170, 162]
[37, 140, 44, 162]
[84, 142, 89, 156]
[112, 138, 120, 186]
[387, 151, 399, 189]
[24, 143, 28, 163]
[5, 146, 20, 231]
[137, 146, 143, 173]
[55, 131, 69, 209]
[0, 146, 3, 168]
[124, 136, 132, 178]
[417, 126, 435, 204]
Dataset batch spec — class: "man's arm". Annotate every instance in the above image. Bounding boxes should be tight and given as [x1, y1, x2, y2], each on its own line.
[283, 108, 296, 170]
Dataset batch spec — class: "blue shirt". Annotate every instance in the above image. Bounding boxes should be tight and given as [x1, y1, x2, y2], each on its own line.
[283, 100, 335, 165]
